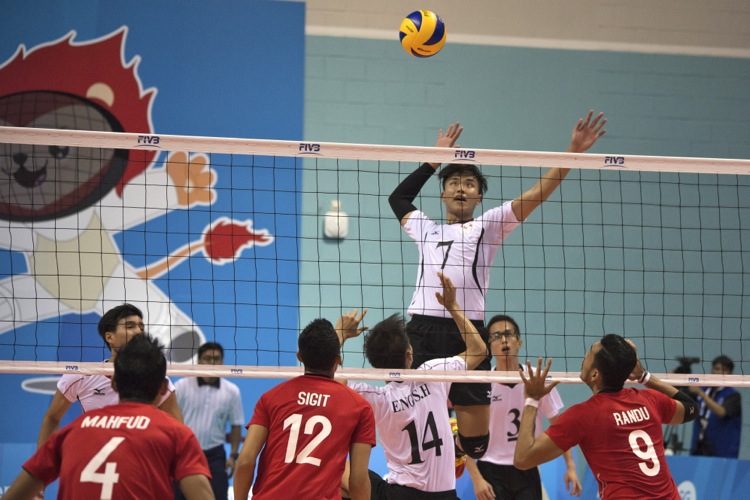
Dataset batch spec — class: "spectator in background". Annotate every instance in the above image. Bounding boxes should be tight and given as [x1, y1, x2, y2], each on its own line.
[690, 355, 742, 458]
[175, 342, 244, 500]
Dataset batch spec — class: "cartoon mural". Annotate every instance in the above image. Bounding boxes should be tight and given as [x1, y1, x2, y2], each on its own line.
[0, 3, 305, 494]
[0, 28, 275, 368]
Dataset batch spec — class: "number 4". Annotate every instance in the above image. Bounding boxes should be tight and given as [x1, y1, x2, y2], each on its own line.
[80, 437, 125, 500]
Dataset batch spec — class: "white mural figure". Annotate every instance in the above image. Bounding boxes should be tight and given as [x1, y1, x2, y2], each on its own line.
[0, 28, 273, 365]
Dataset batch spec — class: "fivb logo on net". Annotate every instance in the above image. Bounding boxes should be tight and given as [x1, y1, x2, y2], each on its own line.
[454, 149, 477, 162]
[604, 155, 626, 167]
[298, 142, 321, 155]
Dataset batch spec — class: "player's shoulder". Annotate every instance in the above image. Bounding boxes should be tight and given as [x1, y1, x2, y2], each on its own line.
[418, 356, 466, 371]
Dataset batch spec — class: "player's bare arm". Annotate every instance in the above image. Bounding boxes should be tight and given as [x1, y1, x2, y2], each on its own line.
[512, 109, 607, 221]
[435, 272, 487, 370]
[178, 474, 215, 500]
[234, 424, 269, 499]
[2, 469, 45, 500]
[37, 390, 72, 447]
[514, 358, 564, 469]
[347, 442, 373, 500]
[158, 391, 184, 422]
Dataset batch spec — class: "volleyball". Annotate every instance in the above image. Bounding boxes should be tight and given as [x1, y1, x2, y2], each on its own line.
[399, 10, 447, 58]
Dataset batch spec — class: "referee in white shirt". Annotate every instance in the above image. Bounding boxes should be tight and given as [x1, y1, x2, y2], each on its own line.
[174, 342, 245, 500]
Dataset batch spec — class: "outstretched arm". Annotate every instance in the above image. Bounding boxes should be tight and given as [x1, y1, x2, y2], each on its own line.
[435, 272, 487, 370]
[389, 122, 463, 225]
[512, 110, 606, 221]
[514, 358, 565, 470]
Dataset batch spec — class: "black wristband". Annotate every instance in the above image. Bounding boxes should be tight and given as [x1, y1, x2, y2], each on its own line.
[230, 452, 239, 459]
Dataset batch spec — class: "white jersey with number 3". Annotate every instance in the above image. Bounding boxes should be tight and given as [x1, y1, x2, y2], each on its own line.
[481, 364, 564, 465]
[404, 202, 519, 321]
[350, 357, 467, 493]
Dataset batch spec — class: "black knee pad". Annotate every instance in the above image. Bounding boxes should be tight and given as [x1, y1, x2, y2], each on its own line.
[458, 432, 490, 459]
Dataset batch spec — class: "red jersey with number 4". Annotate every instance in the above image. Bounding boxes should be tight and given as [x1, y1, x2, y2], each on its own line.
[23, 402, 209, 499]
[249, 374, 376, 500]
[545, 388, 679, 500]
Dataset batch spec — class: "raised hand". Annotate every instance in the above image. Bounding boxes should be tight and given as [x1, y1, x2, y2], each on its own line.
[435, 122, 463, 148]
[435, 272, 457, 310]
[568, 109, 607, 153]
[519, 357, 559, 401]
[335, 308, 368, 342]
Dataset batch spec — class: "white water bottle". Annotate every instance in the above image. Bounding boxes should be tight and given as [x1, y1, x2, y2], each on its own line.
[324, 200, 348, 239]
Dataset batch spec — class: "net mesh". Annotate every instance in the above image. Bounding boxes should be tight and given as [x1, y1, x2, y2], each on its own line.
[1, 125, 749, 386]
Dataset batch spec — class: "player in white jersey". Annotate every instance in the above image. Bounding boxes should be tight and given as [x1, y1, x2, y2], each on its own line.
[465, 315, 582, 500]
[343, 273, 487, 499]
[37, 303, 182, 449]
[388, 110, 607, 458]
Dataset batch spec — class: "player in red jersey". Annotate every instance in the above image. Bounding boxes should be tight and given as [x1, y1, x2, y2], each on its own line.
[3, 335, 212, 500]
[234, 316, 376, 500]
[514, 334, 698, 500]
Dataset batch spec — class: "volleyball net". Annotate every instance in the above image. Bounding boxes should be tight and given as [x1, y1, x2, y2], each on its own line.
[1, 125, 749, 386]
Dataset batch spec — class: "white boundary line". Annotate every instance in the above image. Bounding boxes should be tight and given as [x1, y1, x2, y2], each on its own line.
[307, 26, 750, 59]
[2, 126, 749, 176]
[0, 361, 745, 387]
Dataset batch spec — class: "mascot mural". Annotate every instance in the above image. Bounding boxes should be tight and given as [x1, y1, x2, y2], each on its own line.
[0, 27, 274, 367]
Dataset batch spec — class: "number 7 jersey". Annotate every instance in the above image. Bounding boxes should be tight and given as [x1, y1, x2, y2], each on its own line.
[403, 203, 519, 321]
[545, 388, 679, 500]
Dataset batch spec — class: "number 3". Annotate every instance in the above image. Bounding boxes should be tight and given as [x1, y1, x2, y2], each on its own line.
[629, 429, 660, 476]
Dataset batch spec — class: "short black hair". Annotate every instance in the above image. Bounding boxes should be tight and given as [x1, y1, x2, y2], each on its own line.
[114, 334, 167, 403]
[713, 355, 734, 373]
[298, 319, 340, 372]
[98, 303, 143, 346]
[438, 164, 488, 195]
[364, 314, 411, 370]
[198, 342, 224, 359]
[487, 314, 521, 338]
[593, 334, 636, 391]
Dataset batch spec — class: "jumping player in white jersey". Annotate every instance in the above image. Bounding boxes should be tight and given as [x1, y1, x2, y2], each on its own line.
[388, 110, 607, 458]
[341, 273, 487, 499]
[37, 303, 183, 449]
[465, 315, 582, 500]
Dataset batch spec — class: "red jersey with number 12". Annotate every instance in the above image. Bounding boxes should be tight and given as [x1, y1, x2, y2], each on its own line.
[249, 374, 376, 500]
[545, 388, 678, 500]
[23, 402, 209, 499]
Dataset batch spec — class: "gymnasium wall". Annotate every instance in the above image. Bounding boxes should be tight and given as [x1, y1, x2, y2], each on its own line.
[299, 0, 750, 465]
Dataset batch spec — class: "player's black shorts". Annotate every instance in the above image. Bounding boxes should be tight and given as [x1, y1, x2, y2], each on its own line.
[368, 469, 459, 500]
[476, 461, 542, 500]
[406, 314, 491, 407]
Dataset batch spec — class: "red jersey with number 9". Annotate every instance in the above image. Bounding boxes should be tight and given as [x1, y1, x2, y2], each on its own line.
[23, 402, 209, 499]
[545, 388, 679, 500]
[248, 374, 376, 500]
